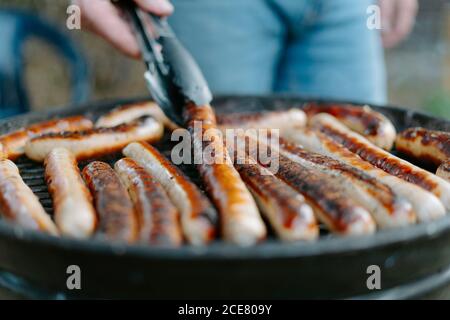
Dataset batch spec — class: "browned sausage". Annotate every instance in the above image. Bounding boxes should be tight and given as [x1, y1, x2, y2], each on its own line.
[0, 159, 58, 235]
[0, 116, 93, 160]
[283, 127, 446, 222]
[184, 103, 267, 246]
[217, 109, 306, 134]
[395, 127, 450, 166]
[278, 138, 415, 228]
[115, 158, 183, 246]
[270, 152, 375, 235]
[310, 113, 450, 211]
[44, 148, 97, 238]
[95, 101, 178, 130]
[82, 161, 138, 242]
[437, 160, 450, 183]
[25, 116, 163, 162]
[304, 103, 396, 150]
[123, 142, 217, 245]
[236, 162, 318, 241]
[236, 134, 376, 235]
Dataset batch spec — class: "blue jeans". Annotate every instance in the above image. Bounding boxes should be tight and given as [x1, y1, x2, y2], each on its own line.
[169, 0, 386, 105]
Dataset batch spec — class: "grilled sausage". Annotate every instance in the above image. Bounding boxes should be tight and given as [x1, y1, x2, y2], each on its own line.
[233, 132, 376, 235]
[304, 103, 396, 150]
[123, 142, 217, 245]
[310, 113, 450, 211]
[184, 103, 267, 246]
[0, 159, 58, 234]
[274, 153, 375, 235]
[25, 117, 163, 162]
[217, 109, 306, 134]
[395, 127, 450, 166]
[278, 139, 415, 228]
[96, 101, 178, 130]
[82, 161, 138, 242]
[0, 116, 93, 160]
[437, 160, 450, 183]
[284, 128, 447, 221]
[44, 148, 97, 238]
[236, 162, 318, 241]
[115, 158, 183, 246]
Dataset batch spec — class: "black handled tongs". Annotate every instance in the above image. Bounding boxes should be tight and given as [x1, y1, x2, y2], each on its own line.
[114, 0, 212, 126]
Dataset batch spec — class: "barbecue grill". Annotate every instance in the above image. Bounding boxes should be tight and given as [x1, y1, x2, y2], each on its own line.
[0, 95, 449, 299]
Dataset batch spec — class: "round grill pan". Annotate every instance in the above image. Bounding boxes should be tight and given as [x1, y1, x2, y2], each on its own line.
[0, 95, 449, 299]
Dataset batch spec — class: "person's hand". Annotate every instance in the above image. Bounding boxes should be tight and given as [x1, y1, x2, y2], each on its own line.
[379, 0, 419, 48]
[74, 0, 173, 58]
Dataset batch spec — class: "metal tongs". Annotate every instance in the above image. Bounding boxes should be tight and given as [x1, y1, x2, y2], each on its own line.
[114, 0, 212, 126]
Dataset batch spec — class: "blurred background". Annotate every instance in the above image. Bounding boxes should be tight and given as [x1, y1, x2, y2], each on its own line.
[0, 0, 449, 119]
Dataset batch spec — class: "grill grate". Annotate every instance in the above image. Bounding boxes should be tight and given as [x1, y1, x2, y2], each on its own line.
[16, 157, 53, 213]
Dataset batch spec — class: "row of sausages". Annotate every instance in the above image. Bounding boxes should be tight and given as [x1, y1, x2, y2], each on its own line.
[0, 101, 449, 246]
[0, 142, 214, 245]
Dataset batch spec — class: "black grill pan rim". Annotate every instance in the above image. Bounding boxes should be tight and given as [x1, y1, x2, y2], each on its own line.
[1, 214, 450, 260]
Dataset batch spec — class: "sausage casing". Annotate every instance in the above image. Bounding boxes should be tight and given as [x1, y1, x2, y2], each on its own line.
[123, 142, 217, 245]
[437, 160, 450, 183]
[234, 132, 376, 235]
[0, 159, 58, 234]
[274, 153, 375, 235]
[96, 101, 178, 130]
[217, 108, 306, 134]
[395, 127, 450, 166]
[25, 116, 163, 162]
[0, 116, 93, 160]
[279, 138, 416, 228]
[236, 162, 318, 241]
[311, 113, 450, 211]
[184, 103, 267, 246]
[82, 161, 138, 242]
[304, 103, 396, 150]
[284, 127, 446, 221]
[115, 158, 183, 246]
[44, 148, 97, 238]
